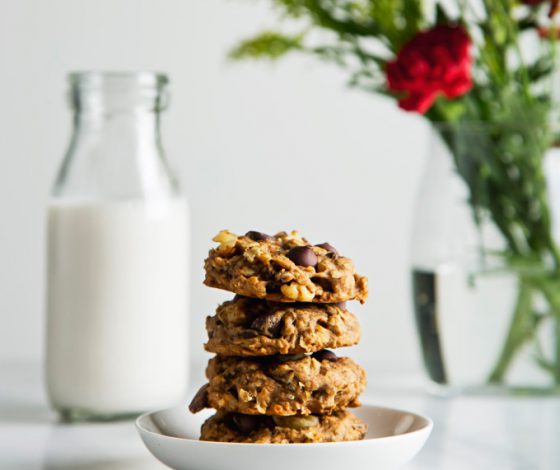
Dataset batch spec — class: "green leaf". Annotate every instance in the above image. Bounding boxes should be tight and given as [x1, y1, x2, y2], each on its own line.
[403, 0, 423, 33]
[521, 58, 554, 83]
[272, 0, 306, 16]
[435, 3, 450, 25]
[517, 17, 539, 31]
[435, 97, 466, 121]
[229, 32, 304, 60]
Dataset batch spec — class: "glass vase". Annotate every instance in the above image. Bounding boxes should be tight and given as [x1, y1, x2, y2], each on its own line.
[411, 123, 560, 394]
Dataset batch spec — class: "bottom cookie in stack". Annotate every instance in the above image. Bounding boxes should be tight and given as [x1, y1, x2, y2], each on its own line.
[200, 410, 367, 444]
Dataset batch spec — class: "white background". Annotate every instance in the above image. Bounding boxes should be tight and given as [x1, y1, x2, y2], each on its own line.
[0, 0, 429, 380]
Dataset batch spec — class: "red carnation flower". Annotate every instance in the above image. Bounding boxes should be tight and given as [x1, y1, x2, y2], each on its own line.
[386, 25, 473, 114]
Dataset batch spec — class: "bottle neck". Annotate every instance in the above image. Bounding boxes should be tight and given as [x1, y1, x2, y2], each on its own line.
[53, 72, 177, 200]
[69, 72, 168, 160]
[72, 109, 162, 151]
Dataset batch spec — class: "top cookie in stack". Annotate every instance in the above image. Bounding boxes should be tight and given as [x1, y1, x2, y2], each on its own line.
[191, 230, 369, 444]
[204, 230, 368, 304]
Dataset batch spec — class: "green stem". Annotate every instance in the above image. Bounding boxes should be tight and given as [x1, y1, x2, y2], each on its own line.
[488, 280, 534, 384]
[491, 275, 560, 386]
[555, 318, 560, 384]
[531, 278, 560, 384]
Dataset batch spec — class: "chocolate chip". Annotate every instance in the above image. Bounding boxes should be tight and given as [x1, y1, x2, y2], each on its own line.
[334, 301, 347, 310]
[312, 350, 338, 362]
[259, 353, 306, 367]
[238, 330, 258, 339]
[315, 242, 339, 256]
[250, 314, 283, 337]
[232, 414, 261, 434]
[188, 384, 209, 413]
[245, 231, 272, 241]
[262, 416, 275, 428]
[286, 246, 318, 268]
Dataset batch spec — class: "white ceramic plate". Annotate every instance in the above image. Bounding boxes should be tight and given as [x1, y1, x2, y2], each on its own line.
[136, 404, 433, 470]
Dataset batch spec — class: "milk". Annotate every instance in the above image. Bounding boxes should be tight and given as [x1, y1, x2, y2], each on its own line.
[46, 198, 189, 416]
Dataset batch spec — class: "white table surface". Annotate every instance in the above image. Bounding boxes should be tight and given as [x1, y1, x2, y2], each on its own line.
[1, 362, 558, 470]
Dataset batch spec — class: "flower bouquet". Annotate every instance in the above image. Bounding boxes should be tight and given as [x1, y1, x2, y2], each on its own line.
[231, 0, 560, 391]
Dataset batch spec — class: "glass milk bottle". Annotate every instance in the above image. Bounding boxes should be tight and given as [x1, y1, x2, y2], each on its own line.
[46, 72, 189, 421]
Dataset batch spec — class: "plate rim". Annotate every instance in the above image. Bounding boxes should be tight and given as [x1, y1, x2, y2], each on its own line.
[135, 403, 434, 448]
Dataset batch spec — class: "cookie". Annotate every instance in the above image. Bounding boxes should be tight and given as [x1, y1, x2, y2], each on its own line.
[200, 409, 367, 443]
[205, 296, 361, 356]
[191, 353, 366, 416]
[204, 230, 368, 303]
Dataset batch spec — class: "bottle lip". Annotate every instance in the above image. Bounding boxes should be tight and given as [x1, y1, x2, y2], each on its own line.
[68, 71, 169, 88]
[68, 71, 169, 113]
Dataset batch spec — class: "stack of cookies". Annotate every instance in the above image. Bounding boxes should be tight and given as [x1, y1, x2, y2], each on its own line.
[189, 229, 369, 443]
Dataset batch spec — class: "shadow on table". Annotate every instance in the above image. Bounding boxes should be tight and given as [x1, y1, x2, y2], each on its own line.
[44, 457, 163, 470]
[0, 362, 54, 424]
[0, 401, 53, 424]
[42, 421, 166, 470]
